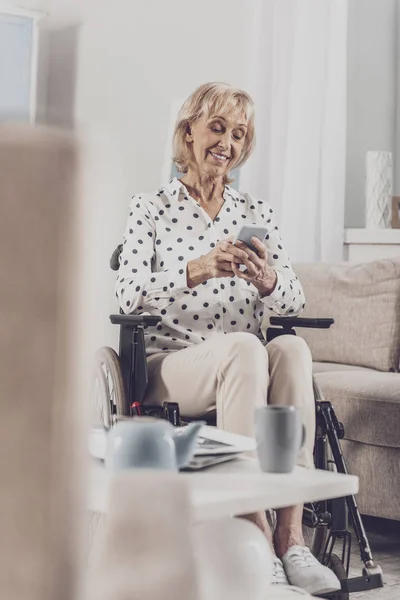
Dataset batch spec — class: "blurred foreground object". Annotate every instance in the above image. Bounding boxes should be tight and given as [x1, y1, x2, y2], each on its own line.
[105, 419, 204, 472]
[194, 517, 272, 600]
[86, 471, 199, 600]
[0, 126, 86, 600]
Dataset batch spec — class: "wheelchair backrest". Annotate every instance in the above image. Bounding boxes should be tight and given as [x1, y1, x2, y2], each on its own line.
[110, 244, 123, 271]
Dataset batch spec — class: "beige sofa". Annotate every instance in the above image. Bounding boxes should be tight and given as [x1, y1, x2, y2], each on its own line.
[277, 259, 400, 521]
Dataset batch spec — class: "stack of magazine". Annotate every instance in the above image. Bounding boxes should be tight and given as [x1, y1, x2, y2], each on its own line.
[177, 426, 255, 471]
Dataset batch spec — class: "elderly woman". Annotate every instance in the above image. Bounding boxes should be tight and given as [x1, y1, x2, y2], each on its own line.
[116, 82, 340, 595]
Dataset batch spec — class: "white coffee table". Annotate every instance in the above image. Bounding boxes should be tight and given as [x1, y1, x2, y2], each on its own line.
[89, 456, 358, 522]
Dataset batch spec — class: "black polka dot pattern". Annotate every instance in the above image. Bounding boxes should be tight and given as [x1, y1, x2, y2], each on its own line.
[116, 178, 306, 354]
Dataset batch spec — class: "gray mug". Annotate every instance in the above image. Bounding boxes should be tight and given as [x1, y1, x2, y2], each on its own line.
[254, 405, 306, 473]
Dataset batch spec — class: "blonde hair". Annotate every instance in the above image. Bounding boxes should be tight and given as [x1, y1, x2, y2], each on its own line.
[172, 82, 255, 184]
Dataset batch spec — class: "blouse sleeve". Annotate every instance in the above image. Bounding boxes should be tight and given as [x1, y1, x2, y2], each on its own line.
[116, 195, 188, 314]
[259, 204, 306, 316]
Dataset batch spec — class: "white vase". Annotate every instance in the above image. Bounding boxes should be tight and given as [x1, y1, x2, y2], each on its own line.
[365, 151, 393, 228]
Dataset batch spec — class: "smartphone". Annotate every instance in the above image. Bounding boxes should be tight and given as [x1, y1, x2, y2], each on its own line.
[235, 225, 269, 254]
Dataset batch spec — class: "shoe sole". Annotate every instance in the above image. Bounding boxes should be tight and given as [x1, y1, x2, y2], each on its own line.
[302, 581, 342, 596]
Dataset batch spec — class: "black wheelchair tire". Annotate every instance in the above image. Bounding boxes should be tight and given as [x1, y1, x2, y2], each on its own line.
[94, 347, 126, 428]
[324, 553, 349, 600]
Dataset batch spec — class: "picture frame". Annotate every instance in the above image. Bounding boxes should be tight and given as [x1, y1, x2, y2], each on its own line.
[392, 196, 400, 228]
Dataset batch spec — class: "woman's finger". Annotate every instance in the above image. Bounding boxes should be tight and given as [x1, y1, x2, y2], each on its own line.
[251, 236, 267, 259]
[232, 258, 258, 277]
[228, 244, 249, 263]
[218, 241, 248, 263]
[216, 269, 235, 278]
[218, 240, 230, 252]
[236, 239, 267, 265]
[219, 260, 236, 272]
[240, 254, 260, 276]
[220, 251, 243, 264]
[232, 262, 255, 281]
[235, 240, 263, 266]
[234, 240, 251, 256]
[231, 262, 248, 280]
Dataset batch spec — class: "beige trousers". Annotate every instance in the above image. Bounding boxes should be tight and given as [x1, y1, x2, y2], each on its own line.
[145, 333, 315, 469]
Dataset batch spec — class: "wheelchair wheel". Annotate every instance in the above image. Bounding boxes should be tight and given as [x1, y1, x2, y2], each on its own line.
[93, 360, 111, 428]
[325, 553, 349, 600]
[93, 347, 126, 429]
[302, 457, 336, 559]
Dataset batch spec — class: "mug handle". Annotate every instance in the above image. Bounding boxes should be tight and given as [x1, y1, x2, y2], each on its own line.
[300, 424, 306, 449]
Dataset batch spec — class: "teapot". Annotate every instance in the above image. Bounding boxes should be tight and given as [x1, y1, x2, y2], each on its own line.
[105, 417, 205, 472]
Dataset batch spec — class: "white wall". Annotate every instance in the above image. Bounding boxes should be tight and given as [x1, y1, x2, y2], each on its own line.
[345, 0, 398, 227]
[40, 0, 400, 347]
[5, 0, 51, 9]
[39, 0, 254, 347]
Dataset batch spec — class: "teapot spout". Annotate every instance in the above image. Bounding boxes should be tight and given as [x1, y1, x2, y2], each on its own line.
[174, 421, 205, 469]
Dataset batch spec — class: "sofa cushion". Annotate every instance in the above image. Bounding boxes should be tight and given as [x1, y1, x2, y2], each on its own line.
[341, 440, 400, 521]
[293, 259, 400, 372]
[313, 362, 371, 374]
[314, 370, 400, 448]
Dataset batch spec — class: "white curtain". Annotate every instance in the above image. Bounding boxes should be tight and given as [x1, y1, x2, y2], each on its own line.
[241, 0, 348, 263]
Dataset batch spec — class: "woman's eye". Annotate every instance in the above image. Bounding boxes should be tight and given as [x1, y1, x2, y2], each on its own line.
[233, 131, 244, 140]
[212, 126, 222, 133]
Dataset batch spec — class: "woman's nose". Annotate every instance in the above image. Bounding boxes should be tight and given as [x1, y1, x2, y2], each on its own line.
[217, 131, 230, 150]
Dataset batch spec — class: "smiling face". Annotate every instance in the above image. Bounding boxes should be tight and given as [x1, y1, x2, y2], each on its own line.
[185, 112, 247, 180]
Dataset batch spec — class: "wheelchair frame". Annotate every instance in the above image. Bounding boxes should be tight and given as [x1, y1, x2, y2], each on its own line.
[104, 311, 383, 598]
[266, 318, 383, 595]
[306, 380, 383, 595]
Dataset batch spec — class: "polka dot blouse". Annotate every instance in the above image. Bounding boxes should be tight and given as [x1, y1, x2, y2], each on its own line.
[116, 178, 305, 355]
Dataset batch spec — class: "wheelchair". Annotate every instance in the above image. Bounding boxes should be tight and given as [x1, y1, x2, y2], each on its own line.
[93, 244, 384, 600]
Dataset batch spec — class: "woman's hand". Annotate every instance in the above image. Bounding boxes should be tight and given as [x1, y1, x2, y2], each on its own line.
[187, 240, 248, 288]
[232, 238, 278, 296]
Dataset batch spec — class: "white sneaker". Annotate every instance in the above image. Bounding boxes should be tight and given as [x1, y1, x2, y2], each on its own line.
[272, 555, 290, 585]
[281, 545, 341, 596]
[266, 585, 318, 598]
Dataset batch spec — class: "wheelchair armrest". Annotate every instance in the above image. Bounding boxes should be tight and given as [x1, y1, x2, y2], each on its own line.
[269, 316, 334, 330]
[110, 314, 162, 327]
[111, 314, 162, 412]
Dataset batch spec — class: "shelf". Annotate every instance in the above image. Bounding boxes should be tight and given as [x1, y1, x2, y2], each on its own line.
[344, 228, 400, 245]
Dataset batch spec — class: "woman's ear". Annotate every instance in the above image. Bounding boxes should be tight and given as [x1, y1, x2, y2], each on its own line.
[185, 124, 193, 143]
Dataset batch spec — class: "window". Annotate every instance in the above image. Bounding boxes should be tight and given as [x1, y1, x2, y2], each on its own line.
[0, 12, 34, 122]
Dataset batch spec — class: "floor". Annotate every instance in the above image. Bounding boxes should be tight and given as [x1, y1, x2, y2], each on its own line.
[88, 511, 399, 598]
[345, 516, 400, 600]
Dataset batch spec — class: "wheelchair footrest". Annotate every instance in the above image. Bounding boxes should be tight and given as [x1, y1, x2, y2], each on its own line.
[342, 572, 384, 594]
[319, 573, 383, 600]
